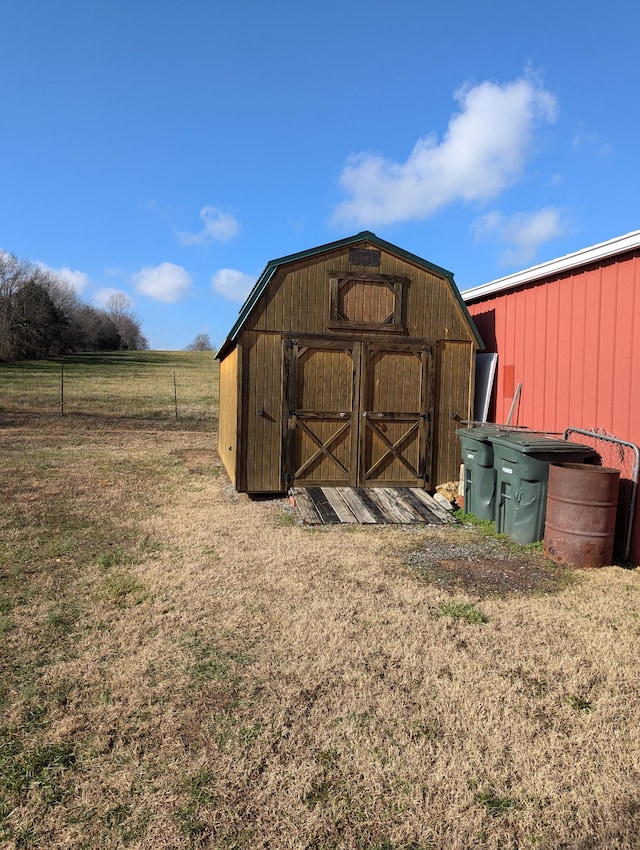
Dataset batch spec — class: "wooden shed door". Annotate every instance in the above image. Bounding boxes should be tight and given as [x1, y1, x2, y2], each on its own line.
[284, 341, 360, 486]
[284, 340, 433, 488]
[360, 344, 434, 487]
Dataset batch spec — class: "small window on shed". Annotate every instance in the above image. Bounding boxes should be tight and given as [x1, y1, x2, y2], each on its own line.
[328, 272, 408, 332]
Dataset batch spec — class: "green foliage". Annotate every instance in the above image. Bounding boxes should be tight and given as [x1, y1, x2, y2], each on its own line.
[98, 549, 126, 570]
[98, 571, 147, 608]
[46, 604, 79, 634]
[185, 632, 254, 686]
[0, 735, 77, 798]
[567, 695, 594, 712]
[438, 601, 489, 624]
[452, 510, 496, 532]
[475, 790, 516, 815]
[274, 509, 296, 527]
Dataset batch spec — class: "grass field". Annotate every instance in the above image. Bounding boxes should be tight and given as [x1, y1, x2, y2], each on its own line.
[1, 352, 640, 849]
[0, 351, 218, 422]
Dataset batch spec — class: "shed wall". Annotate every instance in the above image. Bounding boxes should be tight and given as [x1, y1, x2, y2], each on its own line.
[434, 340, 476, 484]
[218, 345, 239, 487]
[241, 330, 283, 492]
[465, 250, 640, 563]
[246, 243, 473, 342]
[223, 237, 479, 494]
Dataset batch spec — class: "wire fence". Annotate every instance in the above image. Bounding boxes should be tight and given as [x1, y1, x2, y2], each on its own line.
[1, 357, 219, 423]
[565, 427, 640, 562]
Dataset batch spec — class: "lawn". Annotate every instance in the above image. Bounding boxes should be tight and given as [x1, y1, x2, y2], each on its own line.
[1, 352, 639, 849]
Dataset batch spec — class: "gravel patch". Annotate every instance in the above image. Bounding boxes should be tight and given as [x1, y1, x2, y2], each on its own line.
[404, 523, 575, 598]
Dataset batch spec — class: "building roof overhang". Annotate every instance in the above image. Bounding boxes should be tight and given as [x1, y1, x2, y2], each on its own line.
[462, 229, 640, 303]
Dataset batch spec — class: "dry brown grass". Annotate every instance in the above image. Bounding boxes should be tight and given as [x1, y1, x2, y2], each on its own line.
[2, 354, 640, 849]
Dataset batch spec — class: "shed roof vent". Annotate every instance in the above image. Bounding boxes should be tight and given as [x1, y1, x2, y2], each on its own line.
[349, 248, 381, 267]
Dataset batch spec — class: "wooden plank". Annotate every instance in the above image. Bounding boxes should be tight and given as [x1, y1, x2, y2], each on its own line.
[322, 488, 358, 523]
[350, 343, 362, 487]
[409, 487, 456, 523]
[398, 487, 447, 524]
[292, 485, 455, 526]
[289, 488, 322, 524]
[306, 487, 340, 524]
[371, 487, 419, 523]
[355, 488, 391, 523]
[335, 487, 377, 523]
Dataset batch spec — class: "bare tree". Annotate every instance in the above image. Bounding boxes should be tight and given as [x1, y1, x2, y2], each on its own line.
[0, 251, 150, 359]
[0, 254, 66, 359]
[74, 306, 121, 351]
[0, 253, 26, 360]
[185, 332, 215, 352]
[105, 292, 148, 350]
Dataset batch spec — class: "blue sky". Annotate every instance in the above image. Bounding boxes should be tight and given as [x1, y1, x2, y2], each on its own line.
[2, 0, 639, 350]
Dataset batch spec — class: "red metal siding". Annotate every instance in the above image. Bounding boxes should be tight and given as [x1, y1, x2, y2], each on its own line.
[466, 250, 640, 564]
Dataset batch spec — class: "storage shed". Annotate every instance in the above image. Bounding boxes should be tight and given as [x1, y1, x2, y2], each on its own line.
[217, 231, 483, 495]
[462, 229, 640, 565]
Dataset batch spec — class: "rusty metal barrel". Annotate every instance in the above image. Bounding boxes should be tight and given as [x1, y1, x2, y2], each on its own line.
[544, 463, 620, 568]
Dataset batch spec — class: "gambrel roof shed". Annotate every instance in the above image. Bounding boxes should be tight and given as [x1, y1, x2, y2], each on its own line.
[217, 231, 483, 495]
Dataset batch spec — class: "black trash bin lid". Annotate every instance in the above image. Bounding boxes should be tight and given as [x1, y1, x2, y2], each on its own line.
[487, 432, 595, 456]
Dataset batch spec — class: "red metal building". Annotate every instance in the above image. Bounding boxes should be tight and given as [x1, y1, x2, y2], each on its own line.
[462, 230, 640, 565]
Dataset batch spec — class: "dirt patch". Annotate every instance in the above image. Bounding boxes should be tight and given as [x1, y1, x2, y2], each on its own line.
[404, 525, 574, 597]
[170, 447, 221, 475]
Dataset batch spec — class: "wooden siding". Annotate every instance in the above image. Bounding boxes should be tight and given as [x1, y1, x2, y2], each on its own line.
[285, 342, 356, 486]
[241, 330, 284, 492]
[361, 345, 432, 486]
[465, 249, 640, 563]
[433, 340, 476, 485]
[223, 237, 480, 494]
[244, 241, 472, 342]
[218, 345, 239, 488]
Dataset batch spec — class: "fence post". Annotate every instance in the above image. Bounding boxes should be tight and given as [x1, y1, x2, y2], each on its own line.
[173, 370, 178, 420]
[60, 362, 64, 416]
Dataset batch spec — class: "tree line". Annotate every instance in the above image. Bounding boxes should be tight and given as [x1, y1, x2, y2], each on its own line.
[0, 252, 148, 361]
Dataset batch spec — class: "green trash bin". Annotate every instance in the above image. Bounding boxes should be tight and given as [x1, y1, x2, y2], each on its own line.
[488, 433, 597, 544]
[456, 426, 502, 521]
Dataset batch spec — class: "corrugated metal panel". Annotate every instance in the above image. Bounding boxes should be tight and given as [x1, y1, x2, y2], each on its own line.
[467, 258, 640, 435]
[465, 250, 640, 563]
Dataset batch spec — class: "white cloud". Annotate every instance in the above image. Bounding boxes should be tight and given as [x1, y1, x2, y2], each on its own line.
[174, 206, 240, 246]
[572, 129, 613, 158]
[211, 268, 255, 303]
[472, 207, 568, 266]
[132, 262, 192, 302]
[37, 262, 91, 294]
[332, 74, 558, 227]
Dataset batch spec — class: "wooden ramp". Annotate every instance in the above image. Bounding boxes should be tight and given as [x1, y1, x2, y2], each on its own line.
[289, 486, 455, 526]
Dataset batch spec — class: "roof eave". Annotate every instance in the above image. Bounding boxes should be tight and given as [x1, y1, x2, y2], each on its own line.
[462, 229, 640, 303]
